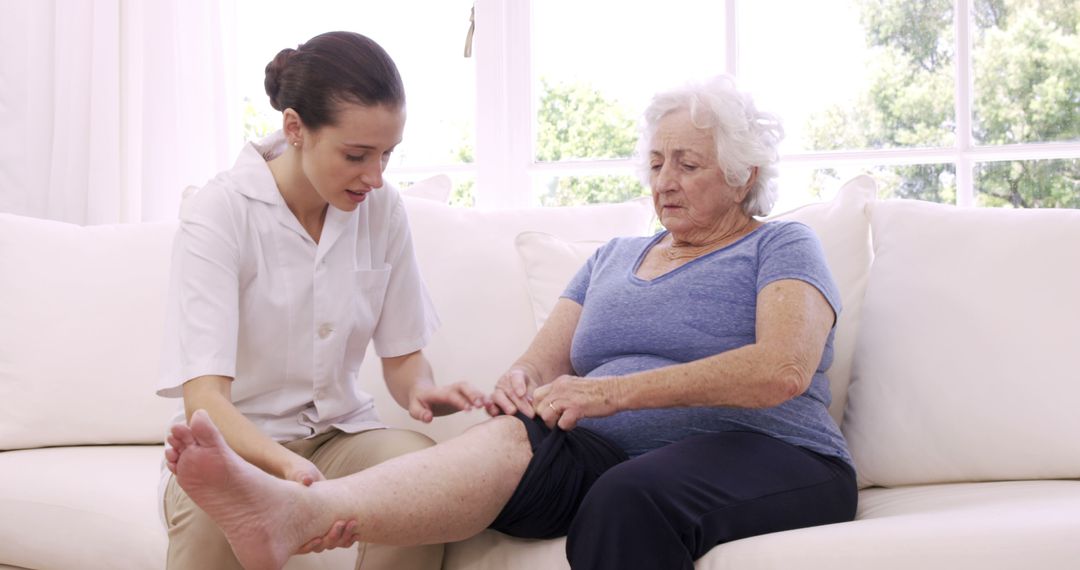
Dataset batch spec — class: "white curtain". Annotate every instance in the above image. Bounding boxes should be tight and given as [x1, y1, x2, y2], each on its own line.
[0, 0, 237, 224]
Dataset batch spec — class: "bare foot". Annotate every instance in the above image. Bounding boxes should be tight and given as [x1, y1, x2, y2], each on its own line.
[169, 410, 311, 570]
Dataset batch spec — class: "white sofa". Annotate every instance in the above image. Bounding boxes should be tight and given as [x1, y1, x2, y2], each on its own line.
[2, 175, 1079, 570]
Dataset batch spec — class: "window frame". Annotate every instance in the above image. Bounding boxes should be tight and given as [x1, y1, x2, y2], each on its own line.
[393, 0, 1080, 208]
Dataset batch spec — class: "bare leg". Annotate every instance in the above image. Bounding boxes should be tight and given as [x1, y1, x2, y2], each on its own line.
[168, 410, 532, 570]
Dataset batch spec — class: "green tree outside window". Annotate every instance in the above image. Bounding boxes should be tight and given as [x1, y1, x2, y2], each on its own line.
[534, 78, 647, 207]
[806, 0, 1079, 207]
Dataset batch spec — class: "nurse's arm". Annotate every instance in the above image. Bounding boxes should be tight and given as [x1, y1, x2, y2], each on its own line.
[182, 375, 323, 484]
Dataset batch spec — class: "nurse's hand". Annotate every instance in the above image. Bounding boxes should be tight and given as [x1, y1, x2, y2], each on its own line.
[408, 381, 488, 423]
[288, 459, 355, 554]
[282, 455, 325, 487]
[297, 519, 360, 554]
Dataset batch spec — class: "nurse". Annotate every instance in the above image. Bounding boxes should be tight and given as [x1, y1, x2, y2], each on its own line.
[156, 31, 480, 570]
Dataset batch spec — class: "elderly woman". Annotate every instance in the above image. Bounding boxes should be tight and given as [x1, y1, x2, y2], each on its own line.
[166, 76, 857, 570]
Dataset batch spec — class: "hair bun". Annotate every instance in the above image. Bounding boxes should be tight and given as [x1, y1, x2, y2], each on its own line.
[257, 32, 404, 129]
[264, 47, 298, 111]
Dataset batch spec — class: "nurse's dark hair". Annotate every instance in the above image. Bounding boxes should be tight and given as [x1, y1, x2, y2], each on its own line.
[264, 31, 404, 130]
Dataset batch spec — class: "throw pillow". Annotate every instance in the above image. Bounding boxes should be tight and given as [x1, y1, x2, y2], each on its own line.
[844, 199, 1080, 487]
[515, 232, 606, 329]
[0, 214, 180, 450]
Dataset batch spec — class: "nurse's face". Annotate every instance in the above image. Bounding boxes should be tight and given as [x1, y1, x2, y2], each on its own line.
[300, 102, 406, 212]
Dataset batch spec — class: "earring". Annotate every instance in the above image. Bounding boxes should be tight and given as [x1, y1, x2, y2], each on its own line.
[292, 141, 300, 147]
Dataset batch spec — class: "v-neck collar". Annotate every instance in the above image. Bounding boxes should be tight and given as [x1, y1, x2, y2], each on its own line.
[630, 226, 764, 285]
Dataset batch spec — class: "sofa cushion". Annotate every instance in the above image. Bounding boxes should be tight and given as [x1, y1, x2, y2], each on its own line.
[0, 214, 180, 450]
[443, 481, 1080, 570]
[844, 200, 1080, 487]
[710, 480, 1080, 570]
[0, 446, 168, 570]
[0, 446, 356, 570]
[510, 177, 876, 424]
[515, 232, 606, 329]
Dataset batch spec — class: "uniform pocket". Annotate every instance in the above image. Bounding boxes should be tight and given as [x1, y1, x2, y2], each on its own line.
[350, 266, 391, 341]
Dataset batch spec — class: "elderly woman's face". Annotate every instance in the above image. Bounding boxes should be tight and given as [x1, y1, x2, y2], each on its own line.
[648, 110, 749, 237]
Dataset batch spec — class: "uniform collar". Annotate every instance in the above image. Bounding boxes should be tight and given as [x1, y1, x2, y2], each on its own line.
[229, 130, 289, 205]
[230, 130, 359, 252]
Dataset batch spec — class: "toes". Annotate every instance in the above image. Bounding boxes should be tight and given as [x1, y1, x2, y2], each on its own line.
[188, 409, 225, 448]
[169, 424, 194, 451]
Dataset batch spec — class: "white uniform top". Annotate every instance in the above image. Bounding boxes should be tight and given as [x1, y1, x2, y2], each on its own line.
[156, 131, 439, 441]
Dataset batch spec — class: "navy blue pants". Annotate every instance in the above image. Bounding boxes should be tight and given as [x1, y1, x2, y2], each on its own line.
[491, 415, 857, 570]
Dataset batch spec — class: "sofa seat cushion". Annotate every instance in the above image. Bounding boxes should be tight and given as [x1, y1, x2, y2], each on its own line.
[714, 481, 1080, 570]
[443, 481, 1080, 570]
[0, 446, 167, 570]
[0, 446, 355, 570]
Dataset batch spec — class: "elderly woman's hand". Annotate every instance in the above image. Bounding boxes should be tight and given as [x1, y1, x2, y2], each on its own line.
[533, 375, 623, 430]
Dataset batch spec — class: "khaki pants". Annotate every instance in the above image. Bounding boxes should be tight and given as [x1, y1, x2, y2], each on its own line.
[164, 427, 445, 570]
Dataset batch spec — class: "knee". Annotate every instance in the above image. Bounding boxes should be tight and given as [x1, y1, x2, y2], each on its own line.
[472, 414, 531, 449]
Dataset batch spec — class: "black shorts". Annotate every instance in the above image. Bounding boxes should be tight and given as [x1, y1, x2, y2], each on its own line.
[489, 413, 628, 539]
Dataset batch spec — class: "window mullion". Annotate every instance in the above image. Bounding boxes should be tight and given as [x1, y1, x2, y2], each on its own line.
[725, 0, 738, 76]
[474, 0, 532, 208]
[954, 0, 975, 206]
[506, 0, 534, 207]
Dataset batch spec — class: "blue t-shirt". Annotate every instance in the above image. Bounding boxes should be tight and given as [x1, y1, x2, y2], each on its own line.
[564, 220, 852, 466]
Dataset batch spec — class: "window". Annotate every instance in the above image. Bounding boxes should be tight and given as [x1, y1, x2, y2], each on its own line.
[739, 0, 1079, 210]
[516, 0, 1079, 210]
[235, 0, 1079, 210]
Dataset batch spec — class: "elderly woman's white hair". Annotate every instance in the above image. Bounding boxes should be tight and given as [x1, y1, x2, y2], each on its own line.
[636, 76, 784, 217]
